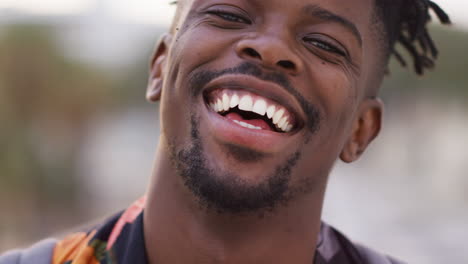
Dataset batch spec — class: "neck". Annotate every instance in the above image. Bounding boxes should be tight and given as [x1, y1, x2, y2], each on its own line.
[144, 140, 325, 264]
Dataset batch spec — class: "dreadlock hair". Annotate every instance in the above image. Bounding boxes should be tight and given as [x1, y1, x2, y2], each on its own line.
[370, 0, 450, 75]
[169, 0, 451, 76]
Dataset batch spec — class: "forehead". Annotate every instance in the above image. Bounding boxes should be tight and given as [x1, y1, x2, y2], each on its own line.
[185, 0, 376, 27]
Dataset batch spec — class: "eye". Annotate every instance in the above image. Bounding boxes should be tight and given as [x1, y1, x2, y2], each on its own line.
[207, 9, 251, 24]
[303, 37, 347, 57]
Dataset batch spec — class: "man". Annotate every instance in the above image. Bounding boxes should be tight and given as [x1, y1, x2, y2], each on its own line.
[0, 0, 450, 263]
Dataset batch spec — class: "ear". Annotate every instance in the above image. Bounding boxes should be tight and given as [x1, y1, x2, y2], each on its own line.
[147, 33, 172, 102]
[340, 98, 383, 163]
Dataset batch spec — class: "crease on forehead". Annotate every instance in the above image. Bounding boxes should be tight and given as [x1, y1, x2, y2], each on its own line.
[303, 4, 363, 47]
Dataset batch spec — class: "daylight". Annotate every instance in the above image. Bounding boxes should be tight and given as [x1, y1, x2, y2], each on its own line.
[1, 0, 468, 28]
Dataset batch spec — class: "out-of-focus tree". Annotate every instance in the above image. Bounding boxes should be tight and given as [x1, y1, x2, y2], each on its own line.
[0, 24, 114, 243]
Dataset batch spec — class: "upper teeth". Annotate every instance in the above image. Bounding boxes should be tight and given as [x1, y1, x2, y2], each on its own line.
[209, 90, 294, 133]
[239, 96, 253, 112]
[253, 99, 267, 116]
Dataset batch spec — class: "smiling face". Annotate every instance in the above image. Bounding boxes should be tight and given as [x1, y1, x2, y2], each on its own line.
[148, 0, 384, 214]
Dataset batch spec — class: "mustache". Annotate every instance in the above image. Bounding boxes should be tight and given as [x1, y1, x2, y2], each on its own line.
[189, 61, 321, 134]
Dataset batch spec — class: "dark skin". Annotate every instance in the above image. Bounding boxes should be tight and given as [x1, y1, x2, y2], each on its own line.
[144, 0, 383, 263]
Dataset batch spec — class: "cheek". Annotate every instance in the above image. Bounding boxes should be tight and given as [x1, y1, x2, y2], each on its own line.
[170, 25, 237, 80]
[299, 61, 358, 152]
[162, 25, 242, 106]
[159, 26, 238, 141]
[304, 59, 357, 128]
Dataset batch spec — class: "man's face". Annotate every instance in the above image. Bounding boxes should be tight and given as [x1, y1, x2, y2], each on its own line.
[152, 0, 382, 214]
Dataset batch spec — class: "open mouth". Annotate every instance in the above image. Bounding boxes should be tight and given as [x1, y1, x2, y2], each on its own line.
[204, 89, 296, 133]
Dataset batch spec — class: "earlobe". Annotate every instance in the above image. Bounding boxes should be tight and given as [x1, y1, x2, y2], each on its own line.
[147, 33, 172, 102]
[340, 98, 383, 163]
[147, 78, 163, 102]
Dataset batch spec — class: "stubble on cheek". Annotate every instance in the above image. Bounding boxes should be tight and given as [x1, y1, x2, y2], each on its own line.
[162, 52, 327, 214]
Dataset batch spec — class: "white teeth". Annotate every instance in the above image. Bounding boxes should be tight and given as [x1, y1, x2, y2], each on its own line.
[272, 108, 285, 124]
[222, 93, 230, 111]
[219, 99, 224, 112]
[230, 94, 239, 108]
[279, 121, 286, 131]
[278, 116, 288, 129]
[210, 91, 294, 133]
[252, 99, 267, 116]
[281, 121, 290, 132]
[266, 105, 276, 119]
[239, 96, 253, 111]
[216, 99, 223, 112]
[233, 120, 261, 130]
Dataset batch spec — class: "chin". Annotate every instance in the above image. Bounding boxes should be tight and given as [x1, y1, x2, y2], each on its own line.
[168, 112, 303, 215]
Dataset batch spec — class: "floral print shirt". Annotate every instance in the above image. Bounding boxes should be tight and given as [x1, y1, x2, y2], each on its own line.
[5, 196, 403, 264]
[52, 197, 148, 264]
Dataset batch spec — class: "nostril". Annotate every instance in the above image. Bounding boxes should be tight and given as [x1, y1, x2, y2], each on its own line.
[278, 60, 296, 70]
[244, 48, 262, 59]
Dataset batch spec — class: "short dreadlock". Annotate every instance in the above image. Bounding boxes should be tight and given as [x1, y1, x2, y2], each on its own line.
[169, 0, 451, 75]
[375, 0, 451, 75]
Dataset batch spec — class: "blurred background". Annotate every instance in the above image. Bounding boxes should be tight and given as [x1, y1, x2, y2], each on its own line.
[0, 1, 466, 263]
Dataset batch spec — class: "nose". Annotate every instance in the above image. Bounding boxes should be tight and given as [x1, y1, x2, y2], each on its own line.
[235, 32, 303, 75]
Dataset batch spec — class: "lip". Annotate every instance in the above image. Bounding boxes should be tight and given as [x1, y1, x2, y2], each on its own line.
[202, 74, 305, 129]
[205, 105, 299, 153]
[200, 74, 304, 153]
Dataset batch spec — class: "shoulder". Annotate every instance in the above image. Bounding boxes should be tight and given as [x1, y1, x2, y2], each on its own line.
[352, 242, 406, 264]
[316, 223, 406, 264]
[0, 218, 115, 264]
[0, 239, 57, 264]
[0, 214, 118, 264]
[1, 198, 145, 264]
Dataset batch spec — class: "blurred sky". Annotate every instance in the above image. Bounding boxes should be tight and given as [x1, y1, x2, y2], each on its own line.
[0, 0, 467, 29]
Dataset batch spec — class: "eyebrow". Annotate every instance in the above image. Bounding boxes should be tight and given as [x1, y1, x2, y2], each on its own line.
[303, 4, 362, 46]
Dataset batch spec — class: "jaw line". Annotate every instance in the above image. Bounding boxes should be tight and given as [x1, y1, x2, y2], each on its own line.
[169, 112, 306, 215]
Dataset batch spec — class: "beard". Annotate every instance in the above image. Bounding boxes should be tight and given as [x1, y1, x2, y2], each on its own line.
[169, 62, 321, 215]
[169, 114, 302, 215]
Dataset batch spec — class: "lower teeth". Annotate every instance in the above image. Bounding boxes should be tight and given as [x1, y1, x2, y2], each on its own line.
[233, 120, 262, 130]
